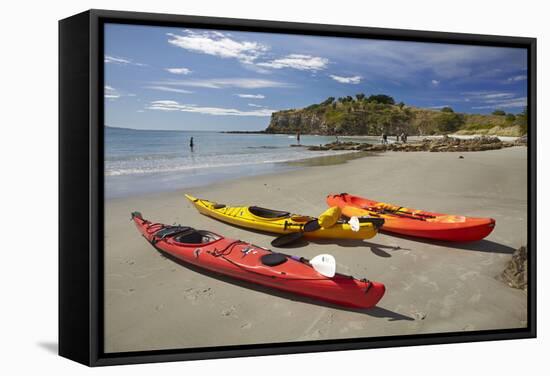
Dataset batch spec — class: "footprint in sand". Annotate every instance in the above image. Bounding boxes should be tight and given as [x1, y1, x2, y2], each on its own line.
[411, 310, 427, 320]
[221, 305, 238, 318]
[459, 271, 480, 281]
[468, 292, 482, 304]
[155, 304, 165, 311]
[339, 327, 350, 334]
[240, 322, 252, 329]
[304, 329, 323, 340]
[440, 289, 459, 318]
[182, 287, 214, 303]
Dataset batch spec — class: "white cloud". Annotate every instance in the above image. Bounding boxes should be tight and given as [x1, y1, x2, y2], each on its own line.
[248, 103, 264, 108]
[104, 85, 137, 100]
[165, 67, 192, 75]
[167, 30, 268, 64]
[104, 85, 120, 99]
[471, 97, 527, 109]
[147, 100, 275, 117]
[482, 93, 514, 99]
[431, 79, 440, 86]
[152, 78, 293, 89]
[465, 91, 527, 109]
[506, 75, 527, 82]
[257, 54, 329, 71]
[329, 75, 362, 84]
[236, 93, 265, 99]
[463, 91, 515, 100]
[104, 55, 146, 66]
[145, 86, 193, 94]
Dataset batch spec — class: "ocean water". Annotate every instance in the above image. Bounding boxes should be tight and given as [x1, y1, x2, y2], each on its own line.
[104, 127, 360, 198]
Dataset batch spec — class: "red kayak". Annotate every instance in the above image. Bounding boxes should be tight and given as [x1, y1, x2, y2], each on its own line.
[132, 212, 385, 309]
[326, 193, 496, 242]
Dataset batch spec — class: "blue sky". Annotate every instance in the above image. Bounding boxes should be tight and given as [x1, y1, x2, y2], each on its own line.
[104, 23, 528, 131]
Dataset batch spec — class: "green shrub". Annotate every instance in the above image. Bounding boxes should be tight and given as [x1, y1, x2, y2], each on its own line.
[436, 112, 465, 133]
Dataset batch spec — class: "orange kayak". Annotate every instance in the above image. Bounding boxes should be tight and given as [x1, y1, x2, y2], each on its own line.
[326, 193, 496, 242]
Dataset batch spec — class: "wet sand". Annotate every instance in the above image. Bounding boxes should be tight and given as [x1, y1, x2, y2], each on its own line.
[104, 146, 528, 353]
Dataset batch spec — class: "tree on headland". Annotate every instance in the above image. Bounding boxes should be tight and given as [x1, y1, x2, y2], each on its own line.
[492, 109, 506, 116]
[517, 107, 528, 134]
[398, 101, 405, 109]
[440, 106, 454, 113]
[321, 97, 335, 106]
[355, 93, 365, 101]
[436, 111, 465, 133]
[368, 94, 395, 105]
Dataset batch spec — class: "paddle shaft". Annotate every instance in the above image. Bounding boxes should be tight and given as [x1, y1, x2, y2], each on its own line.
[364, 206, 431, 221]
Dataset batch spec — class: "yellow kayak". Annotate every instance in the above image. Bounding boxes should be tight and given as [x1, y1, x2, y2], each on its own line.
[185, 194, 379, 240]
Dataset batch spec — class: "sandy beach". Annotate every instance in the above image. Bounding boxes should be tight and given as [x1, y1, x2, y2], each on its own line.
[104, 146, 528, 353]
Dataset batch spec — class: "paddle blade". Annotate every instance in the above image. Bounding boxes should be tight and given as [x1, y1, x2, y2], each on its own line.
[310, 254, 336, 277]
[303, 219, 321, 232]
[358, 216, 385, 229]
[271, 232, 303, 247]
[348, 216, 360, 232]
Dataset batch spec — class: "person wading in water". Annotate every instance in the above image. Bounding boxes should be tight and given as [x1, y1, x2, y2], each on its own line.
[189, 137, 194, 151]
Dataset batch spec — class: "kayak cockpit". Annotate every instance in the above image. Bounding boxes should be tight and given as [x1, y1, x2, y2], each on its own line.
[173, 230, 221, 244]
[248, 206, 290, 219]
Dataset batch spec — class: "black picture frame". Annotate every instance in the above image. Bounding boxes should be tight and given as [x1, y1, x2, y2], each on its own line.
[59, 9, 537, 367]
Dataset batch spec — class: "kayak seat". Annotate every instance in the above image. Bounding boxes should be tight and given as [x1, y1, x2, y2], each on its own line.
[175, 230, 220, 244]
[155, 226, 193, 239]
[249, 206, 290, 219]
[261, 253, 288, 267]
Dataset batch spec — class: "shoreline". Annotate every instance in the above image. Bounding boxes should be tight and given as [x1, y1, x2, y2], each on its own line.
[106, 134, 525, 200]
[104, 146, 527, 352]
[105, 149, 361, 199]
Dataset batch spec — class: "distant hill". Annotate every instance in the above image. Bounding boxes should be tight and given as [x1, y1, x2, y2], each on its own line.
[265, 95, 527, 136]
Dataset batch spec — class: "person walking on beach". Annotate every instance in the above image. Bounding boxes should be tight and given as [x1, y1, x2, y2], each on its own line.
[296, 132, 301, 145]
[381, 132, 388, 144]
[189, 137, 194, 150]
[401, 132, 407, 143]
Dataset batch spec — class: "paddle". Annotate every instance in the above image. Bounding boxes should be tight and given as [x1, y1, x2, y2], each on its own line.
[270, 219, 321, 247]
[364, 206, 433, 221]
[310, 254, 336, 277]
[355, 216, 385, 229]
[271, 210, 385, 247]
[277, 252, 337, 277]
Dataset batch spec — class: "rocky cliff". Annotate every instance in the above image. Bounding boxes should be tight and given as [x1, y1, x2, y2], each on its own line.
[265, 97, 526, 136]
